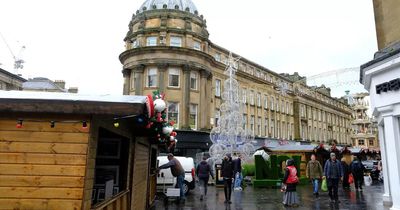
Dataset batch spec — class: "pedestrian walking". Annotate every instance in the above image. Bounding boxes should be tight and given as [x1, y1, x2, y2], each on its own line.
[323, 153, 343, 203]
[221, 154, 234, 204]
[351, 156, 365, 191]
[306, 154, 323, 197]
[196, 156, 214, 201]
[341, 157, 351, 191]
[157, 153, 186, 203]
[282, 159, 299, 207]
[233, 154, 242, 191]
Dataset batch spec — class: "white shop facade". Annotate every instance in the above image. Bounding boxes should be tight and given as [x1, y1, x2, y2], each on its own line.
[361, 48, 400, 210]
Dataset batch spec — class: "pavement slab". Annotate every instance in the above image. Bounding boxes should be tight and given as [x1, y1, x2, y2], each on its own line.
[153, 181, 389, 210]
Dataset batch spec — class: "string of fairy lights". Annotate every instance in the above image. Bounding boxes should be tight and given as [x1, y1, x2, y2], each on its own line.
[14, 119, 89, 129]
[13, 114, 140, 130]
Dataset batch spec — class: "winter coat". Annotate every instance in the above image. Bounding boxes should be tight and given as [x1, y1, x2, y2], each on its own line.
[350, 160, 365, 177]
[306, 160, 323, 179]
[233, 158, 242, 174]
[283, 167, 297, 192]
[196, 160, 214, 179]
[221, 158, 234, 179]
[159, 157, 185, 177]
[323, 159, 343, 179]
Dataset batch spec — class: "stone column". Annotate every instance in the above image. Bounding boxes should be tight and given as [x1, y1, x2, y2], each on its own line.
[199, 69, 211, 130]
[157, 64, 168, 93]
[132, 65, 145, 95]
[378, 124, 392, 206]
[383, 116, 400, 210]
[122, 69, 131, 95]
[182, 65, 191, 129]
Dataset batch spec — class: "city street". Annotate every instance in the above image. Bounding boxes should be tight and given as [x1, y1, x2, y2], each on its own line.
[154, 182, 389, 210]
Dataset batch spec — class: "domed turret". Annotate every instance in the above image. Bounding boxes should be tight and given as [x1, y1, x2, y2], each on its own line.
[138, 0, 198, 14]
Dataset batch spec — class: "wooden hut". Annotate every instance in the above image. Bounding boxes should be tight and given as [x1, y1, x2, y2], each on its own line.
[0, 91, 158, 210]
[269, 144, 317, 177]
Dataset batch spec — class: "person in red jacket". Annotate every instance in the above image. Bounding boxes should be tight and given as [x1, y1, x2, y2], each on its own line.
[282, 159, 299, 207]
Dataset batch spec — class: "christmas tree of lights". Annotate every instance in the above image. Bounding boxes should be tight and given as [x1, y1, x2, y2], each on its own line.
[209, 53, 255, 161]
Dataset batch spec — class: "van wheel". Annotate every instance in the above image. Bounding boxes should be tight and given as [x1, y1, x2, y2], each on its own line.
[183, 181, 190, 195]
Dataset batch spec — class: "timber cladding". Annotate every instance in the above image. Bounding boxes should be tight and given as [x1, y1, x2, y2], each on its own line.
[131, 142, 149, 210]
[0, 117, 90, 210]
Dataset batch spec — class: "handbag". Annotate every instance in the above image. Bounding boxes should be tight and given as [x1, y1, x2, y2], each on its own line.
[348, 174, 354, 184]
[280, 184, 287, 193]
[321, 178, 328, 192]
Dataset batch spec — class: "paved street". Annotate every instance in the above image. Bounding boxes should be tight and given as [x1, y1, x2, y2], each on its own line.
[154, 181, 389, 210]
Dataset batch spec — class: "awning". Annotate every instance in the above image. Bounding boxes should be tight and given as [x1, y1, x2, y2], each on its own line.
[175, 130, 212, 150]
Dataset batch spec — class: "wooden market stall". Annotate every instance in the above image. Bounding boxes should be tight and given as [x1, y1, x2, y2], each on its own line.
[269, 144, 317, 177]
[0, 91, 158, 210]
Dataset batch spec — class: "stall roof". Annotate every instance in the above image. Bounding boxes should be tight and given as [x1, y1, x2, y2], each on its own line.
[270, 144, 316, 152]
[0, 91, 147, 115]
[349, 148, 363, 154]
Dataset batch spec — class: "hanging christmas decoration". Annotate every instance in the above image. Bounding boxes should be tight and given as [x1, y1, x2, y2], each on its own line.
[145, 90, 177, 151]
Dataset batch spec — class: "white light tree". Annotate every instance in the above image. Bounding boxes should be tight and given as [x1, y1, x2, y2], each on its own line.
[209, 53, 255, 161]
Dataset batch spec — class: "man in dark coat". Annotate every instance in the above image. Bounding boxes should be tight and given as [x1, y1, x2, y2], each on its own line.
[196, 156, 214, 200]
[350, 156, 365, 191]
[323, 153, 343, 203]
[221, 154, 234, 204]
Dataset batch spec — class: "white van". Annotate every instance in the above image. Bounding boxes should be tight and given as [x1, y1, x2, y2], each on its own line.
[157, 156, 196, 195]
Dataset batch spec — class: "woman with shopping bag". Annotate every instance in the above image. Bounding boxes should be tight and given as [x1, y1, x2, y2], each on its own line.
[282, 159, 299, 207]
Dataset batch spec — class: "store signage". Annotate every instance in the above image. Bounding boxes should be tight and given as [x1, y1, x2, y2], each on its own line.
[376, 78, 400, 94]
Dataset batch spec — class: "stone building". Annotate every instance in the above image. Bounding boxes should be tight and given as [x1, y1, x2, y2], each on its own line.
[23, 77, 78, 93]
[119, 0, 353, 155]
[346, 92, 379, 149]
[0, 68, 26, 90]
[360, 0, 400, 208]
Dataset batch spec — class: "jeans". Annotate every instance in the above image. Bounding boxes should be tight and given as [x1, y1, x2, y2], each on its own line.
[176, 174, 185, 200]
[354, 175, 363, 189]
[327, 178, 339, 201]
[312, 178, 319, 194]
[223, 178, 233, 201]
[199, 177, 209, 196]
[234, 172, 242, 188]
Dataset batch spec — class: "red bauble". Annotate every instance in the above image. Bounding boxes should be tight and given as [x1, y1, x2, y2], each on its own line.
[146, 123, 152, 129]
[156, 112, 162, 122]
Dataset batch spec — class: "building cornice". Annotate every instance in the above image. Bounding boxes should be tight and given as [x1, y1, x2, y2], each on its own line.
[208, 42, 291, 83]
[126, 27, 209, 42]
[0, 68, 27, 82]
[294, 97, 352, 116]
[119, 46, 215, 66]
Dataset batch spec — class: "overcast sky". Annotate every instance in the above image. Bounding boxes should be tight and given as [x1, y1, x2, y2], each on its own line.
[0, 0, 377, 95]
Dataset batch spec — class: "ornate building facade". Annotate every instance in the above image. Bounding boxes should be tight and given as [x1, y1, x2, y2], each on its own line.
[347, 93, 379, 149]
[119, 0, 352, 149]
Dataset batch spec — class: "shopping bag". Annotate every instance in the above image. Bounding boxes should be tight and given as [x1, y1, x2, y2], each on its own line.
[321, 178, 328, 192]
[348, 174, 354, 184]
[364, 175, 372, 186]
